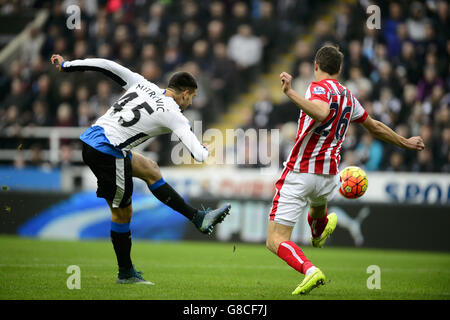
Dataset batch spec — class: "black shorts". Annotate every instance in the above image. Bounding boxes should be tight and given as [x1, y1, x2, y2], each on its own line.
[82, 142, 133, 208]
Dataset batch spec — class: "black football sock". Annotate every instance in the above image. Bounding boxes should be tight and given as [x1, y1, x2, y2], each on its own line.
[148, 178, 198, 221]
[110, 222, 132, 270]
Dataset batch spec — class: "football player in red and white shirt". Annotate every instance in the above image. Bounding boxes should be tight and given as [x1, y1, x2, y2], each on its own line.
[266, 45, 425, 295]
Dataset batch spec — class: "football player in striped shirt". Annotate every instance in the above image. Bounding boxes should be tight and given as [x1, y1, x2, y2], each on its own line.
[51, 54, 231, 285]
[266, 45, 425, 294]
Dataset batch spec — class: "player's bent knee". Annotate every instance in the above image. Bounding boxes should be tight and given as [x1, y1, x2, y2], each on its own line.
[131, 152, 162, 183]
[267, 221, 292, 254]
[266, 235, 280, 254]
[111, 206, 132, 224]
[142, 159, 161, 183]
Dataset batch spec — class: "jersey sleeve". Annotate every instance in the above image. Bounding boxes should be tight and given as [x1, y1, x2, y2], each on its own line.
[61, 58, 144, 90]
[163, 111, 209, 162]
[305, 82, 330, 102]
[351, 96, 369, 123]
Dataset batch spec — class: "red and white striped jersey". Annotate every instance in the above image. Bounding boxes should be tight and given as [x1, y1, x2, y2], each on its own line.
[284, 78, 368, 175]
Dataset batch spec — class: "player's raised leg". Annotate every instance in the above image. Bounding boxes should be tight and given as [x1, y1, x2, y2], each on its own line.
[108, 201, 154, 285]
[131, 151, 230, 234]
[308, 205, 337, 248]
[266, 221, 325, 295]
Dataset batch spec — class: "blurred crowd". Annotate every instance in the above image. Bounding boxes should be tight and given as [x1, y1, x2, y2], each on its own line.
[246, 0, 449, 173]
[0, 0, 319, 167]
[0, 0, 448, 173]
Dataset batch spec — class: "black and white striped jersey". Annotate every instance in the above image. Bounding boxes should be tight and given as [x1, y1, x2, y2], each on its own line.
[62, 58, 208, 162]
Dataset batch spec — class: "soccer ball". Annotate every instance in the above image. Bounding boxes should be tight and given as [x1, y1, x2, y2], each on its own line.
[339, 166, 368, 199]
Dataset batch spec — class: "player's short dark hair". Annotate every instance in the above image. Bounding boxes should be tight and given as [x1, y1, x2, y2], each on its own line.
[314, 45, 344, 75]
[167, 72, 198, 93]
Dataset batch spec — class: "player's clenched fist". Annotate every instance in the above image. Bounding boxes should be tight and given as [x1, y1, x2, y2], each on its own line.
[50, 54, 65, 71]
[405, 136, 425, 151]
[280, 72, 292, 94]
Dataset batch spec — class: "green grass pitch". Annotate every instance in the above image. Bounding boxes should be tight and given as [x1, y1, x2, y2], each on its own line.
[0, 235, 449, 300]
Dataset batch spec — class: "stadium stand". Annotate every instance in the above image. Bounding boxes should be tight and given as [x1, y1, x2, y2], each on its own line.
[0, 0, 448, 173]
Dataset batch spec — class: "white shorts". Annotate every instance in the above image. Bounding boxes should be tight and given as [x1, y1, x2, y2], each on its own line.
[269, 169, 340, 227]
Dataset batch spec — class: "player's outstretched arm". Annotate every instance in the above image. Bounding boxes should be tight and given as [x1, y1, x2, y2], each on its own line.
[280, 72, 330, 122]
[361, 115, 425, 151]
[163, 111, 209, 162]
[50, 54, 143, 90]
[173, 126, 210, 162]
